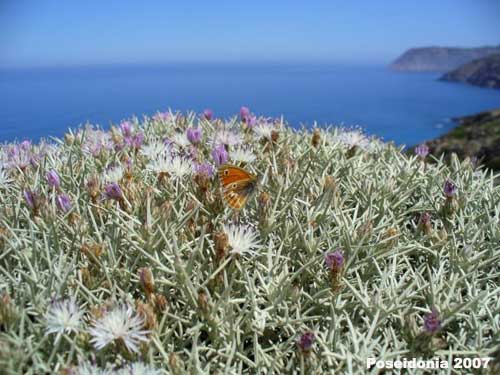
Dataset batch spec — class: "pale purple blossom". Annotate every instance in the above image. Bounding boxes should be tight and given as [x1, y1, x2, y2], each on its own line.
[6, 144, 31, 170]
[297, 331, 315, 352]
[325, 249, 344, 272]
[202, 109, 213, 121]
[56, 194, 72, 213]
[211, 144, 228, 166]
[424, 307, 441, 334]
[247, 115, 257, 129]
[240, 106, 250, 121]
[125, 133, 144, 150]
[104, 182, 123, 201]
[415, 144, 429, 158]
[120, 121, 133, 137]
[187, 127, 202, 145]
[46, 170, 60, 189]
[154, 112, 170, 122]
[444, 179, 457, 198]
[194, 162, 215, 178]
[20, 140, 31, 151]
[24, 190, 41, 210]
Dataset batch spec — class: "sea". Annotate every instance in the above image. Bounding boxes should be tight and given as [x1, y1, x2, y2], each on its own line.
[1, 62, 500, 146]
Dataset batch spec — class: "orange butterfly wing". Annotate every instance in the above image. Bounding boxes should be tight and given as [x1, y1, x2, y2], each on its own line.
[218, 164, 256, 186]
[223, 189, 249, 210]
[218, 164, 257, 210]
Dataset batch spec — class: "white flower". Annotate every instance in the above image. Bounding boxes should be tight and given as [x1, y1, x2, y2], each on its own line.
[74, 362, 112, 375]
[103, 165, 124, 183]
[167, 155, 193, 179]
[140, 140, 166, 159]
[253, 124, 274, 140]
[147, 150, 171, 174]
[147, 152, 192, 179]
[213, 129, 242, 146]
[222, 224, 260, 256]
[81, 127, 113, 156]
[89, 304, 150, 353]
[171, 132, 191, 148]
[229, 146, 256, 163]
[115, 363, 162, 375]
[45, 298, 83, 335]
[335, 128, 371, 150]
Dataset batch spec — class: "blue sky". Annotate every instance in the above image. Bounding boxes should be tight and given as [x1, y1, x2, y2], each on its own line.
[1, 0, 499, 68]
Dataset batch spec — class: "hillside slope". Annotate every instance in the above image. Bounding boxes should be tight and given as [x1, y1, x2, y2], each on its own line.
[424, 109, 500, 170]
[440, 54, 500, 89]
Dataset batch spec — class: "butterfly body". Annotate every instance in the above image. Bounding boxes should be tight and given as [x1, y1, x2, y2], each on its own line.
[218, 164, 258, 210]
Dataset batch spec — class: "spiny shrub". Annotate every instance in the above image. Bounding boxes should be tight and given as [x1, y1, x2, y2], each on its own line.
[0, 110, 499, 374]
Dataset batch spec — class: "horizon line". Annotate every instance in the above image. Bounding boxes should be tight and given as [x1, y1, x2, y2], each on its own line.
[0, 59, 390, 71]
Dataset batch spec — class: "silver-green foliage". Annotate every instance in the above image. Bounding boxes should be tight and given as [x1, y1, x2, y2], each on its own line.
[0, 113, 499, 374]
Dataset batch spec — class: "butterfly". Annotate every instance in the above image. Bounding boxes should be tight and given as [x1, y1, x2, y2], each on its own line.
[217, 164, 258, 210]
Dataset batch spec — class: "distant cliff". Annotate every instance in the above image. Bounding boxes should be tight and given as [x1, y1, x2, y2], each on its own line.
[440, 54, 500, 89]
[390, 46, 500, 72]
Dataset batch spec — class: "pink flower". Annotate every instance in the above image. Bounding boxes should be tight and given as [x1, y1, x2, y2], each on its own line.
[202, 109, 213, 121]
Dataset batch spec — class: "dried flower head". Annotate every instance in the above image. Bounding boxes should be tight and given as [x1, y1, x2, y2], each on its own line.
[138, 267, 155, 296]
[312, 128, 321, 148]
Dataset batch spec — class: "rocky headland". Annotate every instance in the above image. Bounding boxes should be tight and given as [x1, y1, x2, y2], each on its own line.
[440, 54, 500, 89]
[390, 45, 500, 72]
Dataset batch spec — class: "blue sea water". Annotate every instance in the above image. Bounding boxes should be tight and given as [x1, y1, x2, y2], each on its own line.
[1, 63, 500, 146]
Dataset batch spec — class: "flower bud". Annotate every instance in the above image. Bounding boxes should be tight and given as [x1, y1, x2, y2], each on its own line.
[138, 267, 155, 296]
[213, 231, 228, 262]
[136, 300, 157, 330]
[312, 128, 321, 148]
